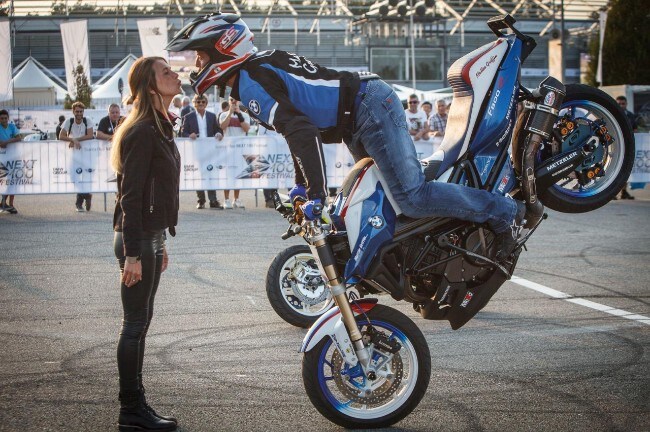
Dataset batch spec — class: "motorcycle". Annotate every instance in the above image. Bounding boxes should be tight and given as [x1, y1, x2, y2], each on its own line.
[22, 127, 50, 141]
[271, 14, 634, 428]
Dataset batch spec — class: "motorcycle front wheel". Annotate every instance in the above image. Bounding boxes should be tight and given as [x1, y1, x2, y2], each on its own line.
[302, 304, 431, 429]
[539, 84, 635, 213]
[266, 245, 334, 328]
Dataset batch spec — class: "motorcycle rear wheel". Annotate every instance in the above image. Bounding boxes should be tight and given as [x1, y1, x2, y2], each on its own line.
[302, 304, 431, 429]
[539, 84, 635, 213]
[266, 245, 333, 328]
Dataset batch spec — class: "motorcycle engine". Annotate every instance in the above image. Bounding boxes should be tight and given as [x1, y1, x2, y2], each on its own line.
[405, 226, 496, 301]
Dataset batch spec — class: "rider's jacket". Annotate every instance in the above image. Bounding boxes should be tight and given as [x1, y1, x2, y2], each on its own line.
[230, 50, 361, 201]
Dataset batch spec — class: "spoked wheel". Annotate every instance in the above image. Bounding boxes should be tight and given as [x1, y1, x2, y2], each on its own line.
[266, 245, 334, 328]
[538, 84, 635, 213]
[302, 305, 431, 429]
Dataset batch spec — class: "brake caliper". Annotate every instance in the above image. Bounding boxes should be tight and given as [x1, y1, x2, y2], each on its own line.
[555, 116, 614, 185]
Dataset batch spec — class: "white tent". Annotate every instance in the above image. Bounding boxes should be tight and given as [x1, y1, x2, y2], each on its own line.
[10, 57, 68, 106]
[92, 54, 137, 106]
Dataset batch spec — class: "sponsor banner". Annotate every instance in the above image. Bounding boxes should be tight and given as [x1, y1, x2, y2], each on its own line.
[0, 139, 114, 194]
[629, 133, 650, 183]
[3, 134, 646, 194]
[176, 136, 297, 191]
[0, 136, 478, 195]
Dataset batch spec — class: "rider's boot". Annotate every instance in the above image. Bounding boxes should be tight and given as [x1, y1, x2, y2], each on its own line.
[118, 390, 176, 432]
[494, 200, 527, 263]
[138, 374, 178, 425]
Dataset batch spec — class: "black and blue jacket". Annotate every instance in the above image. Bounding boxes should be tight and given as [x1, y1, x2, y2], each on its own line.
[230, 50, 361, 201]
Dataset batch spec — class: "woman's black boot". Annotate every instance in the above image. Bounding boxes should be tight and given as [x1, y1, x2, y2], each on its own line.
[138, 375, 178, 425]
[118, 391, 176, 431]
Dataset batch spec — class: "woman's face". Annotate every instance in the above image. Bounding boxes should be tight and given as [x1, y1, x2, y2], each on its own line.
[152, 59, 182, 97]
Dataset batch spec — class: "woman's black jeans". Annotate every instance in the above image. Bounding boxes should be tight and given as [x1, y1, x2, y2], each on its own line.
[114, 230, 164, 393]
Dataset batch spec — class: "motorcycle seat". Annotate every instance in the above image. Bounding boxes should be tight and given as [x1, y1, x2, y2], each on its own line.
[422, 40, 504, 178]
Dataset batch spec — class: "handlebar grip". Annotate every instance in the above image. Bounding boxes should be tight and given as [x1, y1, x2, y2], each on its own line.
[281, 230, 294, 240]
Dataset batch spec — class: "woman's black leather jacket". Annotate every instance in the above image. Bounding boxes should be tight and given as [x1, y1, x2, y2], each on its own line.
[113, 115, 181, 257]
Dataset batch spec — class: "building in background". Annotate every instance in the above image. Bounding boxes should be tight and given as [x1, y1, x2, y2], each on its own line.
[6, 1, 608, 98]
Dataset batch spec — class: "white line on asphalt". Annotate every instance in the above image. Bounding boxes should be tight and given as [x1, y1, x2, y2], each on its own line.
[246, 295, 256, 306]
[511, 276, 650, 326]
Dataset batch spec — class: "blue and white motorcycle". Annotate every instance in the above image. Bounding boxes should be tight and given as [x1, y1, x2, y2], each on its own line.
[272, 15, 634, 428]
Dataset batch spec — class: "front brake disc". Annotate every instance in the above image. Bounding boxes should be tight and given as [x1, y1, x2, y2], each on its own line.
[330, 346, 404, 406]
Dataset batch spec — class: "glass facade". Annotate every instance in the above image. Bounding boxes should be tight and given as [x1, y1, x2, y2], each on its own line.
[370, 47, 444, 82]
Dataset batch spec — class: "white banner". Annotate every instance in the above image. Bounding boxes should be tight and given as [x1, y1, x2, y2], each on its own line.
[137, 18, 169, 60]
[0, 137, 438, 195]
[0, 139, 114, 194]
[1, 135, 645, 195]
[60, 20, 91, 96]
[630, 133, 650, 183]
[0, 20, 11, 102]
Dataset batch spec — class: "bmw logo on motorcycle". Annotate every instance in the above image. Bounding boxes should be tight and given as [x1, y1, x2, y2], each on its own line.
[368, 215, 384, 228]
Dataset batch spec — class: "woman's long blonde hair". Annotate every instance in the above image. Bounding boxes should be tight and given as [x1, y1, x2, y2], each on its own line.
[110, 56, 171, 173]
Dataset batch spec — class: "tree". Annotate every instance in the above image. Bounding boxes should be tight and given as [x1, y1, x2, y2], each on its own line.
[64, 61, 93, 109]
[601, 0, 650, 85]
[584, 33, 599, 87]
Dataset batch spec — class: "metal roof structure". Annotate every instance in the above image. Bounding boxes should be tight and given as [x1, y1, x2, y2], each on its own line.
[6, 1, 609, 22]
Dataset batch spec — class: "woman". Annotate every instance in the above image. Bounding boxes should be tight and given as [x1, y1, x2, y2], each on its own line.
[110, 56, 181, 432]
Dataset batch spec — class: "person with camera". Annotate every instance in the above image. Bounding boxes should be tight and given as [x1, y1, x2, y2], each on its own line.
[218, 96, 250, 209]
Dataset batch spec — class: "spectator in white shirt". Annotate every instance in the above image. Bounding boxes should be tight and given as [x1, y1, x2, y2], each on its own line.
[404, 94, 429, 141]
[218, 97, 250, 209]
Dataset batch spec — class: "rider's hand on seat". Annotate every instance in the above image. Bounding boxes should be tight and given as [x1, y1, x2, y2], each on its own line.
[300, 199, 323, 221]
[289, 184, 307, 206]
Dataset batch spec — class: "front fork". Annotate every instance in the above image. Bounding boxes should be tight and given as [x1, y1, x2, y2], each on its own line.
[306, 225, 371, 368]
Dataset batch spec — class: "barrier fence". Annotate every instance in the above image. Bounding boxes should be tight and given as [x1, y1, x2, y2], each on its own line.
[1, 134, 648, 195]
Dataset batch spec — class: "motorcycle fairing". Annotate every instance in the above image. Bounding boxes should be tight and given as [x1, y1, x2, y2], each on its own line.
[470, 35, 522, 193]
[338, 162, 401, 252]
[343, 182, 397, 281]
[300, 298, 379, 357]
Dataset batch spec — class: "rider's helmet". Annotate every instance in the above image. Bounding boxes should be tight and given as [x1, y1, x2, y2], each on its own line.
[166, 13, 257, 96]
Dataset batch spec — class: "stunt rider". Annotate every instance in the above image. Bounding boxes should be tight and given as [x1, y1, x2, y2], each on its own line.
[166, 13, 526, 262]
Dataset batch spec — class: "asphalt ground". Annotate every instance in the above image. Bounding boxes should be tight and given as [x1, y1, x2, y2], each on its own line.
[0, 189, 649, 432]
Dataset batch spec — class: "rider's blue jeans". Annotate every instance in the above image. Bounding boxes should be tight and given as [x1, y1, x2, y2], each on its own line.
[347, 79, 517, 234]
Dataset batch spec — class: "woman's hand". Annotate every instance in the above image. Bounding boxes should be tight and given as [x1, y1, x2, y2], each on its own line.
[122, 259, 142, 287]
[161, 247, 169, 273]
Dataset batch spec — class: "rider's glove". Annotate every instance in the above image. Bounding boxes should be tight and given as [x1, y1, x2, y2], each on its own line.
[289, 184, 307, 205]
[300, 199, 323, 221]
